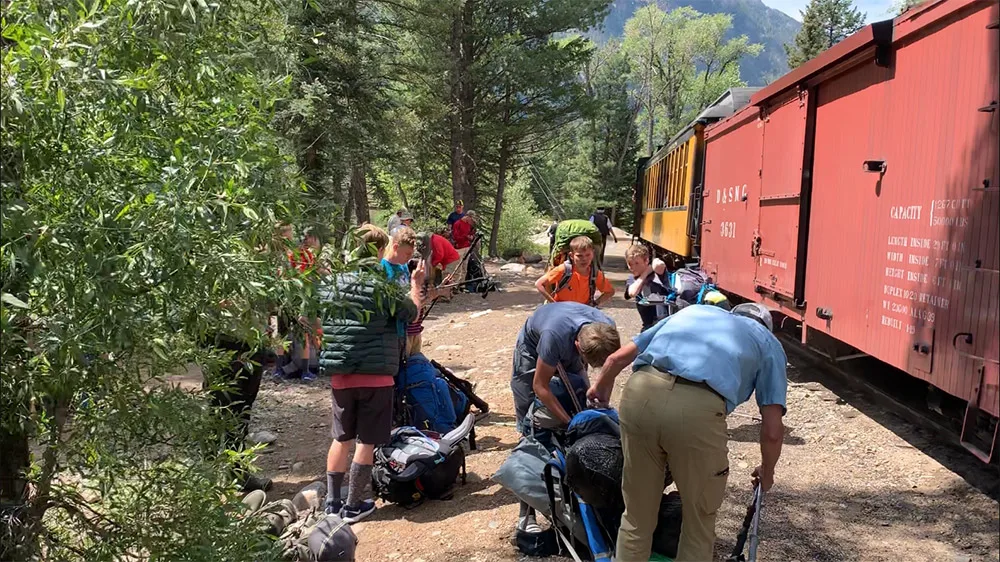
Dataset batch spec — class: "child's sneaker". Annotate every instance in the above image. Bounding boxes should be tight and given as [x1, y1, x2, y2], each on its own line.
[341, 500, 376, 524]
[324, 499, 343, 515]
[302, 369, 317, 382]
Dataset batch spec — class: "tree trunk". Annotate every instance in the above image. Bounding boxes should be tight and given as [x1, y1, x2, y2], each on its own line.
[394, 179, 409, 210]
[460, 0, 477, 209]
[489, 137, 511, 258]
[448, 0, 477, 209]
[350, 158, 370, 224]
[449, 4, 469, 207]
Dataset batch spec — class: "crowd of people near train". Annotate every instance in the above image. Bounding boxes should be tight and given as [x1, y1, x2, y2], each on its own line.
[219, 201, 788, 562]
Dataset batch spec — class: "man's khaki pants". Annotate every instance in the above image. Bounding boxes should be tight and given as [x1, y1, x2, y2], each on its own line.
[443, 247, 470, 287]
[616, 365, 730, 562]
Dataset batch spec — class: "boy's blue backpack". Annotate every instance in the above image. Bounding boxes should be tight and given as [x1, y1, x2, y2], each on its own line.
[397, 353, 466, 435]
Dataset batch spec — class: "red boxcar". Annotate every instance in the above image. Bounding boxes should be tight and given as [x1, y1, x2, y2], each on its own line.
[701, 0, 999, 460]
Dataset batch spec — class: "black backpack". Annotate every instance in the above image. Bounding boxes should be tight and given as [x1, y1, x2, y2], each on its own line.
[371, 426, 469, 508]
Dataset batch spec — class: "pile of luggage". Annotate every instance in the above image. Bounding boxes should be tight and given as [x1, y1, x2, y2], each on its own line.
[241, 483, 359, 561]
[371, 355, 490, 509]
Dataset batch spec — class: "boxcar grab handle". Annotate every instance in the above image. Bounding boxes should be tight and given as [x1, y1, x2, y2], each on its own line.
[952, 332, 973, 348]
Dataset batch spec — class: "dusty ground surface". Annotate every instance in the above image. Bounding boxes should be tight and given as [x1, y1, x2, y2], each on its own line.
[249, 230, 1000, 562]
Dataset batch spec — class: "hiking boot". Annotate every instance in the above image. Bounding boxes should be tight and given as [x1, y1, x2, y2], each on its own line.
[341, 500, 376, 524]
[324, 499, 343, 515]
[240, 474, 273, 493]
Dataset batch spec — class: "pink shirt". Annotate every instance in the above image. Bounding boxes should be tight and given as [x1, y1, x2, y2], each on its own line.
[330, 374, 394, 390]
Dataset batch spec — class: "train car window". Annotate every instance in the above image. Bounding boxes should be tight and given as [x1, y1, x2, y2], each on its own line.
[657, 160, 667, 209]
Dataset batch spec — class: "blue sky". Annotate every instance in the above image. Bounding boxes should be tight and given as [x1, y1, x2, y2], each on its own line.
[761, 0, 898, 24]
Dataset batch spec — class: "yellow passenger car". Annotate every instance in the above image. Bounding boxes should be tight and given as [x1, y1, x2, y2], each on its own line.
[638, 125, 704, 261]
[636, 88, 760, 263]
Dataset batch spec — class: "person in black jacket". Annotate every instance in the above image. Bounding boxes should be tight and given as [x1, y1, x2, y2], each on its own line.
[318, 224, 424, 524]
[202, 332, 274, 492]
[589, 207, 618, 265]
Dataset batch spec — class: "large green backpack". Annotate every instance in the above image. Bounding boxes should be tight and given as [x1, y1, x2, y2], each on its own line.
[550, 219, 603, 265]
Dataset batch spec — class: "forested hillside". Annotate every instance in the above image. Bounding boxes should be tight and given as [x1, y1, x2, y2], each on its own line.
[594, 0, 801, 85]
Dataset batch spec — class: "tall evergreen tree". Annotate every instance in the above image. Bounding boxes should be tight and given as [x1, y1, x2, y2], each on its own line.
[784, 0, 866, 69]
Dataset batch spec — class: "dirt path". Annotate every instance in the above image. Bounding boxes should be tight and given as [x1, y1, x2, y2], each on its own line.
[250, 230, 1000, 562]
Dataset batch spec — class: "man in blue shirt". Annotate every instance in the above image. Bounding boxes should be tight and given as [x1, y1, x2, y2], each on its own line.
[446, 200, 465, 227]
[588, 302, 787, 562]
[511, 301, 621, 534]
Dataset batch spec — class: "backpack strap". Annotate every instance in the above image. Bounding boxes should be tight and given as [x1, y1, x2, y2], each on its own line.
[588, 265, 598, 306]
[553, 260, 574, 294]
[555, 363, 583, 415]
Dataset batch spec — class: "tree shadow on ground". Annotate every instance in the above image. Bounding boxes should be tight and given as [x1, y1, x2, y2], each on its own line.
[785, 351, 1000, 501]
[728, 420, 806, 446]
[470, 435, 517, 454]
[366, 474, 517, 525]
[715, 480, 999, 562]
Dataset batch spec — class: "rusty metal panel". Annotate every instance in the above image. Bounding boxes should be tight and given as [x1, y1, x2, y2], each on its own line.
[701, 107, 762, 298]
[803, 0, 999, 416]
[754, 91, 810, 299]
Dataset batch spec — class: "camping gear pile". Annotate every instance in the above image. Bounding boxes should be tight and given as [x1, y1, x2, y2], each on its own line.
[241, 483, 359, 561]
[370, 355, 489, 509]
[493, 368, 683, 561]
[637, 266, 731, 323]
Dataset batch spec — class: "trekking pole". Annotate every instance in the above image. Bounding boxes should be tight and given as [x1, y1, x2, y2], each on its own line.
[748, 485, 763, 562]
[726, 483, 763, 562]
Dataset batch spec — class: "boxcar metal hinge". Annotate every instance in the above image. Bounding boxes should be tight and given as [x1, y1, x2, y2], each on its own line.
[978, 100, 997, 113]
[759, 193, 801, 202]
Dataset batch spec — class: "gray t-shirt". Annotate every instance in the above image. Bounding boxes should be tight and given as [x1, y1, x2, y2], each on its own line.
[520, 302, 615, 373]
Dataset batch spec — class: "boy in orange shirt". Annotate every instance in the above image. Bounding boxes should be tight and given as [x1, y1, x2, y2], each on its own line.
[535, 236, 615, 307]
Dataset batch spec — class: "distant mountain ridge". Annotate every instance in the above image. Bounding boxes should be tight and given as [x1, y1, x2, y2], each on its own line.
[592, 0, 802, 86]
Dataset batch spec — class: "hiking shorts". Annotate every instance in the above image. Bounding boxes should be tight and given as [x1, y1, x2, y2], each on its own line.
[330, 386, 394, 445]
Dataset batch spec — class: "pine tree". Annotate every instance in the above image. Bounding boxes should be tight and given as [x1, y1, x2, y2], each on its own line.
[784, 0, 866, 69]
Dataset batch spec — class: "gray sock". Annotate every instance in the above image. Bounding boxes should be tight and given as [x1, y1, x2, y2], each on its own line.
[326, 471, 345, 504]
[346, 463, 373, 508]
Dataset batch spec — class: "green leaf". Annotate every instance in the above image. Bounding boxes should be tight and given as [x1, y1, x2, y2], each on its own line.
[1, 293, 29, 309]
[145, 192, 156, 204]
